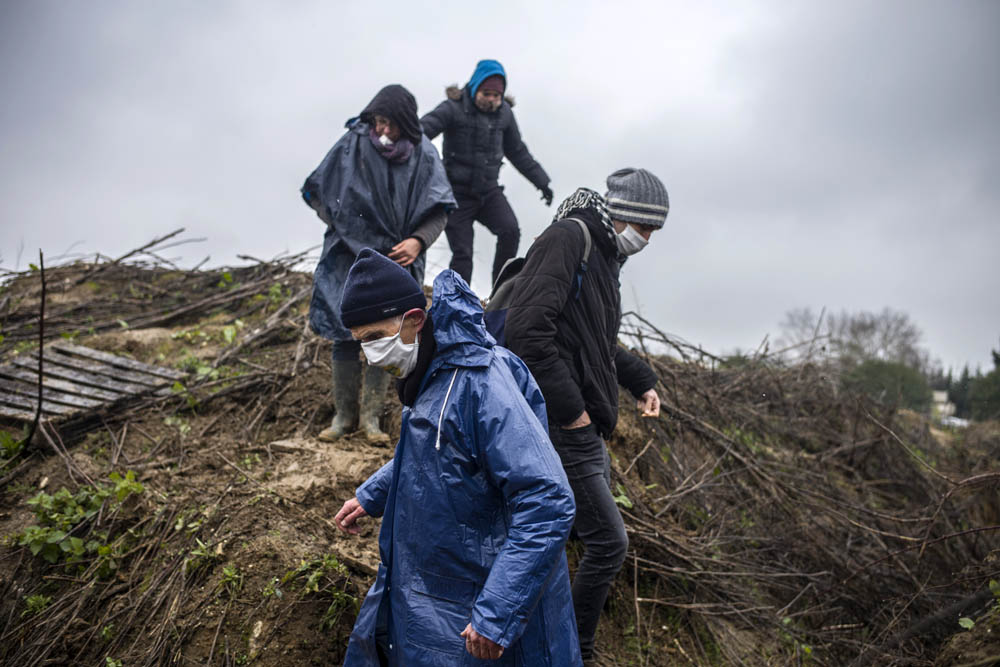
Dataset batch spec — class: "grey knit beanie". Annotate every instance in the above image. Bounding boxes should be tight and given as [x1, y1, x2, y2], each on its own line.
[604, 168, 669, 228]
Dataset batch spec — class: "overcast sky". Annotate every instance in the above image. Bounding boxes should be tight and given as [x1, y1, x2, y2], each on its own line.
[1, 1, 997, 372]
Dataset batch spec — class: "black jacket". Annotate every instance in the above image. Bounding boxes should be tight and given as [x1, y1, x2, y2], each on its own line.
[504, 209, 658, 437]
[420, 86, 549, 196]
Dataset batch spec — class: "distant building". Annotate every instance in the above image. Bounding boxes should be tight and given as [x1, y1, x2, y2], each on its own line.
[932, 390, 956, 419]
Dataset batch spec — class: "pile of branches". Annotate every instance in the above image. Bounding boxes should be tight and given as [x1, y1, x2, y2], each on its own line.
[0, 476, 355, 666]
[613, 312, 998, 665]
[0, 228, 315, 353]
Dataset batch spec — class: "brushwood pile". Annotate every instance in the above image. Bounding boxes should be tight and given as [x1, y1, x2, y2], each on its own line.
[1, 244, 997, 666]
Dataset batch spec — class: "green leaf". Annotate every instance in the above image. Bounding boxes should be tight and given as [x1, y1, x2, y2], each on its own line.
[959, 616, 975, 630]
[990, 580, 1000, 598]
[117, 319, 129, 329]
[222, 325, 237, 344]
[612, 483, 633, 509]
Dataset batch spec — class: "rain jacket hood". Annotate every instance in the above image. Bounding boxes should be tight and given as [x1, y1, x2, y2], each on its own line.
[428, 270, 495, 368]
[344, 270, 581, 666]
[465, 59, 507, 97]
[358, 84, 423, 146]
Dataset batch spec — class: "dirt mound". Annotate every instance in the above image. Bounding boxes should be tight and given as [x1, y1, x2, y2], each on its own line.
[1, 249, 998, 666]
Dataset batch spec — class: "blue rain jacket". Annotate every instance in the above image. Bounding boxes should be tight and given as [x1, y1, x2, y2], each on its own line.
[343, 270, 581, 666]
[303, 119, 455, 342]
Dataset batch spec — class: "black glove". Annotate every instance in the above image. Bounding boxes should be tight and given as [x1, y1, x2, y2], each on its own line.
[540, 185, 554, 207]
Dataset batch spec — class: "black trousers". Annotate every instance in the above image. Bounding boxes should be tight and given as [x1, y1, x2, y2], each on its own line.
[445, 186, 520, 285]
[549, 422, 629, 660]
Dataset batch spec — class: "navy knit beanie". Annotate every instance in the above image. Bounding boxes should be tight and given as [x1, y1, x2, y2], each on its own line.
[340, 249, 426, 328]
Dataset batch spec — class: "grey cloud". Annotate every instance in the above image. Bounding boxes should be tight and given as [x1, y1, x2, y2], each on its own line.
[1, 0, 997, 371]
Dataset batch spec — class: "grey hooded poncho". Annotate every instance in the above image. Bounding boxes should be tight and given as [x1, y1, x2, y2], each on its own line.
[303, 98, 455, 342]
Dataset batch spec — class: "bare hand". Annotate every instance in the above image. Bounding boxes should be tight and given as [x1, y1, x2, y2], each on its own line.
[334, 497, 368, 535]
[388, 238, 422, 267]
[461, 623, 504, 660]
[637, 389, 660, 418]
[563, 410, 592, 429]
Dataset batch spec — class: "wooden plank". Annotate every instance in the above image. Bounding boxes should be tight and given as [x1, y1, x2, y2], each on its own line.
[0, 392, 78, 416]
[0, 404, 35, 421]
[51, 342, 186, 381]
[0, 377, 106, 409]
[9, 357, 147, 395]
[28, 349, 168, 388]
[0, 366, 122, 402]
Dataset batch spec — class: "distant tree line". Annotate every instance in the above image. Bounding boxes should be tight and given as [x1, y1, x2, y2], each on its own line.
[945, 349, 1000, 421]
[777, 307, 1000, 420]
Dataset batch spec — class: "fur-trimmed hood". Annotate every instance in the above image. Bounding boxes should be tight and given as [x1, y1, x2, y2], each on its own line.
[446, 84, 515, 107]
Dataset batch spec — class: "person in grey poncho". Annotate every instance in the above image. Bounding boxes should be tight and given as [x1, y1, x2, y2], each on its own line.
[302, 84, 455, 443]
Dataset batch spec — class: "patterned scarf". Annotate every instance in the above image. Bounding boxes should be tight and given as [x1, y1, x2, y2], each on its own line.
[553, 187, 618, 246]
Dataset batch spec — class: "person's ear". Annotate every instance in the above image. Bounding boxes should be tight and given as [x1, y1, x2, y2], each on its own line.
[403, 308, 427, 338]
[402, 308, 427, 332]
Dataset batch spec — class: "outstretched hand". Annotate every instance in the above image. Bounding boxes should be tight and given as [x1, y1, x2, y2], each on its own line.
[637, 389, 660, 418]
[334, 497, 368, 535]
[461, 624, 504, 660]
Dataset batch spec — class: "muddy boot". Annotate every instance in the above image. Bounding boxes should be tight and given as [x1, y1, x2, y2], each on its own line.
[359, 363, 392, 445]
[317, 359, 361, 442]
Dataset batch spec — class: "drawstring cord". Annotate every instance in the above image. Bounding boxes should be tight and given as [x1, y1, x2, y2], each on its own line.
[435, 369, 459, 451]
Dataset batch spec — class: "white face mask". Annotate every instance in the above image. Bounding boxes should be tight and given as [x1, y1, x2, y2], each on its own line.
[361, 318, 419, 378]
[615, 223, 649, 256]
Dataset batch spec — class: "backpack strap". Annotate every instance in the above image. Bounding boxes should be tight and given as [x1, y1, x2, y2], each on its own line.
[564, 217, 592, 300]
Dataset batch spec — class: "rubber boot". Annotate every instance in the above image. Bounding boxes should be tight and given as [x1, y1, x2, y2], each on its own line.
[317, 359, 361, 442]
[359, 363, 392, 445]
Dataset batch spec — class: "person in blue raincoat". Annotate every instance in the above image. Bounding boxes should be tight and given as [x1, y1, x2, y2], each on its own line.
[302, 85, 455, 444]
[333, 248, 582, 666]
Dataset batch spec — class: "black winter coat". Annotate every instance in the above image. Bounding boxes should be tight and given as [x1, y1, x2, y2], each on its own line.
[504, 209, 658, 437]
[421, 87, 550, 196]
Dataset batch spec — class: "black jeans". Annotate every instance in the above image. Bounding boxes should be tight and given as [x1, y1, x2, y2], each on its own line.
[445, 186, 520, 285]
[549, 422, 629, 660]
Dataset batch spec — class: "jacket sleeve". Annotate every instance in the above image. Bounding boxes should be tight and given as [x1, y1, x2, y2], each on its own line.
[420, 100, 453, 140]
[614, 346, 659, 398]
[505, 224, 587, 426]
[355, 459, 393, 517]
[470, 369, 575, 648]
[503, 112, 550, 191]
[408, 205, 448, 250]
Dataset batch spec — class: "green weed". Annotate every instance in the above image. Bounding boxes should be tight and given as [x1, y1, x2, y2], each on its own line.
[17, 471, 143, 566]
[613, 483, 633, 509]
[219, 564, 244, 598]
[21, 594, 51, 617]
